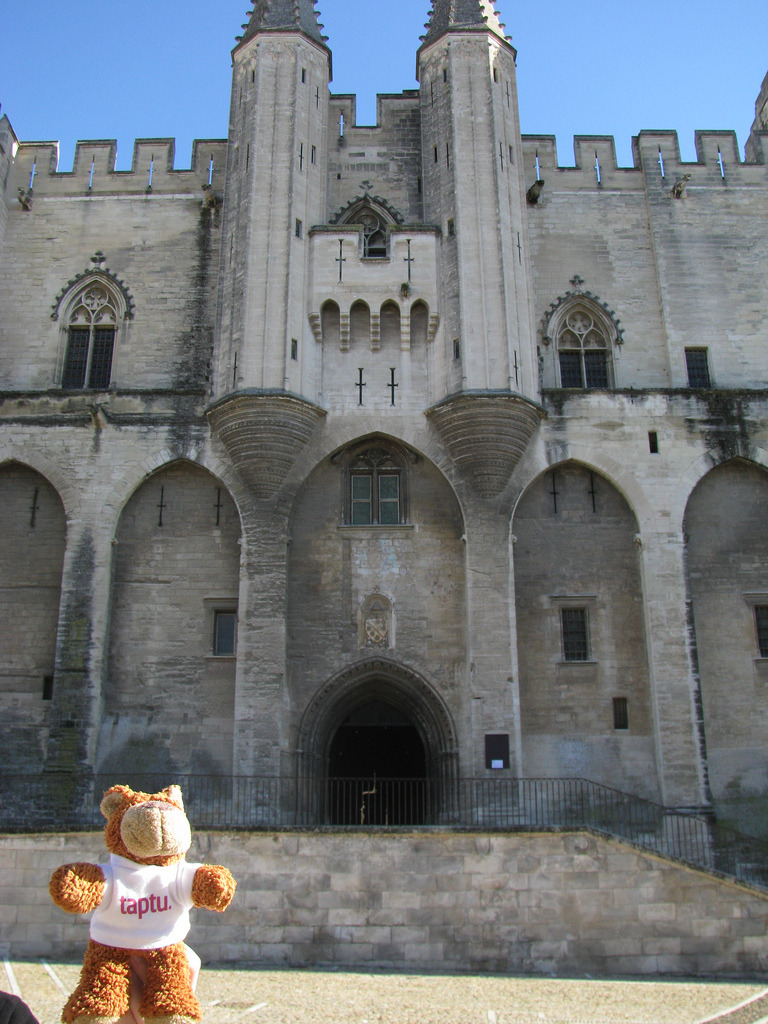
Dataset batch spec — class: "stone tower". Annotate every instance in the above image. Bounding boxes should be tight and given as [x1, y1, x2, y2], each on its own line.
[210, 0, 331, 500]
[418, 0, 543, 499]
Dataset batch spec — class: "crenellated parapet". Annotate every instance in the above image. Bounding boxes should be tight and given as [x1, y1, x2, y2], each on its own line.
[521, 130, 768, 197]
[7, 138, 228, 200]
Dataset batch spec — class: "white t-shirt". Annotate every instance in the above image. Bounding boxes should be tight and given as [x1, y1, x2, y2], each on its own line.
[90, 854, 201, 950]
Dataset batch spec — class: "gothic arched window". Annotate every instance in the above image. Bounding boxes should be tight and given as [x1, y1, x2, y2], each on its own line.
[556, 307, 611, 389]
[359, 210, 388, 258]
[344, 443, 408, 526]
[62, 282, 119, 390]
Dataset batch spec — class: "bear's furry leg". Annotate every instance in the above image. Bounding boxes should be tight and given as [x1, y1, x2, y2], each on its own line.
[138, 944, 201, 1023]
[62, 941, 132, 1024]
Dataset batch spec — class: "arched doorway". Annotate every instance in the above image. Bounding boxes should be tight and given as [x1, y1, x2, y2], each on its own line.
[298, 659, 459, 826]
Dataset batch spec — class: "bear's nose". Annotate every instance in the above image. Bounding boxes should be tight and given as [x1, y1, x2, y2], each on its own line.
[120, 800, 192, 860]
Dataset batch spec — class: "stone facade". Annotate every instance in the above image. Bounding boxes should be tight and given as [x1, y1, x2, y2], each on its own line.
[1, 1, 768, 840]
[2, 830, 767, 976]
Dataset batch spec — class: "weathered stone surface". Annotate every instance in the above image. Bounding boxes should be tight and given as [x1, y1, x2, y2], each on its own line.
[4, 830, 767, 976]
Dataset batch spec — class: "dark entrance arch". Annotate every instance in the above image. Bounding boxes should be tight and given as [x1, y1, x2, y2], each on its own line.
[298, 659, 459, 826]
[328, 699, 428, 825]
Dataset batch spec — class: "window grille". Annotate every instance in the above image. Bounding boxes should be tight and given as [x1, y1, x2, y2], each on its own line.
[561, 607, 589, 661]
[557, 308, 610, 389]
[755, 606, 768, 658]
[685, 348, 711, 388]
[62, 284, 117, 390]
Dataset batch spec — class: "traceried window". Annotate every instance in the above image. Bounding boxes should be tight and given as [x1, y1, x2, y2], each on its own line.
[557, 308, 610, 389]
[62, 284, 117, 390]
[345, 445, 406, 526]
[359, 210, 388, 258]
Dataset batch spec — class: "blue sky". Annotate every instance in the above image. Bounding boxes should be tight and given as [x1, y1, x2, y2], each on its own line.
[1, 0, 767, 171]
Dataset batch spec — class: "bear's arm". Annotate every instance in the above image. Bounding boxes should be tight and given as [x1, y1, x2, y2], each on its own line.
[191, 865, 236, 912]
[49, 863, 106, 914]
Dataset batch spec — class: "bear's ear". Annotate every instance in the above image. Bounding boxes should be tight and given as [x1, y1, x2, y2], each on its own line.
[100, 785, 133, 820]
[161, 785, 185, 811]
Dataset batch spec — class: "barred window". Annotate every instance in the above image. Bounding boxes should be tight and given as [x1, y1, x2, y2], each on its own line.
[561, 607, 589, 661]
[62, 284, 117, 390]
[557, 308, 610, 389]
[755, 605, 768, 658]
[685, 348, 711, 388]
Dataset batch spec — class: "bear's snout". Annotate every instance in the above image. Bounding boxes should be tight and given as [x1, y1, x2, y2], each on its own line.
[120, 799, 192, 861]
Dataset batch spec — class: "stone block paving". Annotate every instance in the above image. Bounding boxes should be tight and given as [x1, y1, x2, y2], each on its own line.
[3, 962, 768, 1024]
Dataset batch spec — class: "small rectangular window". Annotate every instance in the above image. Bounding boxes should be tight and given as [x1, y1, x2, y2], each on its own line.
[295, 219, 303, 238]
[561, 607, 589, 662]
[42, 675, 54, 701]
[493, 68, 498, 83]
[649, 431, 659, 454]
[443, 68, 448, 83]
[447, 218, 455, 236]
[613, 697, 629, 731]
[311, 145, 317, 165]
[685, 348, 711, 388]
[755, 606, 768, 658]
[291, 339, 298, 361]
[434, 145, 438, 164]
[301, 68, 307, 84]
[453, 338, 461, 361]
[351, 474, 373, 525]
[213, 611, 237, 657]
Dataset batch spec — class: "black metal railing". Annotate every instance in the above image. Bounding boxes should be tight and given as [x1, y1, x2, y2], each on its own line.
[2, 773, 768, 892]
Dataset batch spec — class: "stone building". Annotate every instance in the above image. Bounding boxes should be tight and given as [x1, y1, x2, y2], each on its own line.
[1, 0, 768, 839]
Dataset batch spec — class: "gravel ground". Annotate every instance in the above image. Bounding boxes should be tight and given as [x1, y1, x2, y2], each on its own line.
[5, 962, 767, 1024]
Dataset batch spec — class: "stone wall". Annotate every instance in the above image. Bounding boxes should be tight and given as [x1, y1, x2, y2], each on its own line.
[3, 830, 767, 977]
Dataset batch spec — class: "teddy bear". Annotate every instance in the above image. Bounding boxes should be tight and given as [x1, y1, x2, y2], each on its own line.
[50, 784, 236, 1024]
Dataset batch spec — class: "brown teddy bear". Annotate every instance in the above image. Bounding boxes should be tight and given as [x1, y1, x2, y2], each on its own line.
[50, 784, 236, 1024]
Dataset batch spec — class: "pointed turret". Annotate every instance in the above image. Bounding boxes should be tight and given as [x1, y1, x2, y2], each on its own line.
[239, 0, 328, 49]
[420, 0, 509, 49]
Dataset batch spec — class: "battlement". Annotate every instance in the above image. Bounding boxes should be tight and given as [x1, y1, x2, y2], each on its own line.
[521, 131, 768, 190]
[7, 138, 228, 199]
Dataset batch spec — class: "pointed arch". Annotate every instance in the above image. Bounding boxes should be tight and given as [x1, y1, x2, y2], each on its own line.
[102, 460, 242, 775]
[541, 287, 624, 390]
[53, 269, 133, 391]
[331, 195, 403, 259]
[410, 300, 429, 348]
[298, 657, 459, 777]
[0, 461, 67, 770]
[380, 301, 401, 348]
[513, 460, 658, 799]
[321, 299, 341, 348]
[350, 300, 371, 349]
